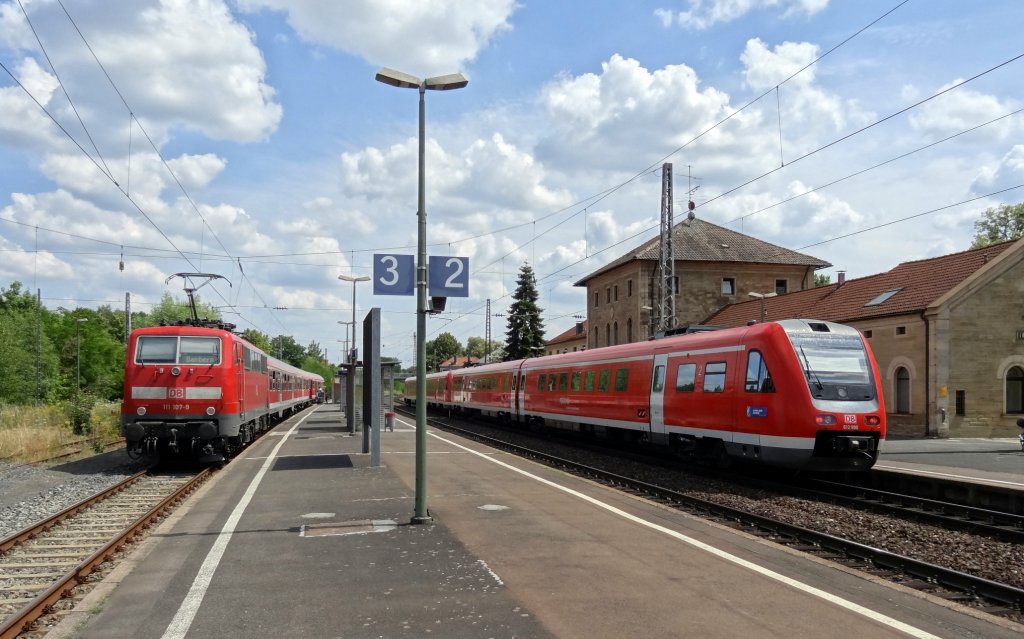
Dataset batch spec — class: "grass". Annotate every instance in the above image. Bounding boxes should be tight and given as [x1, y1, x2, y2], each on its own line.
[0, 401, 122, 463]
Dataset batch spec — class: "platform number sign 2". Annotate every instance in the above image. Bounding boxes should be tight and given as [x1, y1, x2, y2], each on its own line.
[373, 254, 415, 296]
[428, 256, 470, 297]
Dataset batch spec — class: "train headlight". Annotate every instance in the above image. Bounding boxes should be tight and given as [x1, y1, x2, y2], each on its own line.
[815, 414, 837, 426]
[137, 407, 147, 416]
[171, 367, 181, 376]
[865, 415, 880, 426]
[206, 407, 216, 416]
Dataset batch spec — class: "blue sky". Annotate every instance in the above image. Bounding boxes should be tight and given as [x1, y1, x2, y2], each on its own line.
[1, 0, 1022, 364]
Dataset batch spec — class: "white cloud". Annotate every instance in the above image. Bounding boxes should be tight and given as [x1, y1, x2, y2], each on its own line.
[236, 0, 518, 77]
[909, 82, 1021, 142]
[970, 145, 1024, 194]
[659, 0, 829, 31]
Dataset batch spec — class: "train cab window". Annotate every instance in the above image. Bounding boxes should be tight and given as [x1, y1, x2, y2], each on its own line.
[571, 371, 582, 391]
[179, 337, 220, 365]
[135, 336, 177, 364]
[614, 368, 629, 392]
[675, 363, 696, 392]
[584, 370, 596, 391]
[598, 369, 611, 392]
[559, 372, 569, 391]
[745, 351, 775, 393]
[703, 362, 727, 393]
[652, 365, 665, 393]
[538, 374, 546, 391]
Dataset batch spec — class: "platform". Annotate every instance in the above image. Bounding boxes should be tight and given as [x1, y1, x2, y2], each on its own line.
[53, 405, 1023, 639]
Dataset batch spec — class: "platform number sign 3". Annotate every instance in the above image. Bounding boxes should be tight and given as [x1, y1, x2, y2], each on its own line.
[373, 254, 415, 296]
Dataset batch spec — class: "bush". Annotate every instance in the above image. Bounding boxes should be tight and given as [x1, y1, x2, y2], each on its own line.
[66, 391, 97, 435]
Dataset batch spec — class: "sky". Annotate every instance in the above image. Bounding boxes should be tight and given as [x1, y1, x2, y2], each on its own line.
[1, 0, 1022, 365]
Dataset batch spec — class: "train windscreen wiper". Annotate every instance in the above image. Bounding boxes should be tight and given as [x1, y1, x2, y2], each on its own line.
[799, 345, 824, 391]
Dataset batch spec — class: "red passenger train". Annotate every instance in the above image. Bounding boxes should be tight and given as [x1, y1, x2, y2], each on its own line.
[121, 322, 324, 463]
[406, 319, 885, 472]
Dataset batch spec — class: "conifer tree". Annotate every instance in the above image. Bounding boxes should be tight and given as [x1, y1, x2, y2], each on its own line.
[503, 263, 545, 361]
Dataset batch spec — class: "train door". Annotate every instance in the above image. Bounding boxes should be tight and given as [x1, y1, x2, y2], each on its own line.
[235, 343, 246, 419]
[514, 368, 525, 421]
[649, 354, 668, 434]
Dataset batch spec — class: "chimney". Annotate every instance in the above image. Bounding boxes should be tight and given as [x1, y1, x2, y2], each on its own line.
[837, 271, 846, 285]
[575, 322, 584, 335]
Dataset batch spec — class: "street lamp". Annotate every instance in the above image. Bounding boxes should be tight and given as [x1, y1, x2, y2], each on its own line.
[75, 317, 88, 390]
[338, 273, 371, 363]
[748, 291, 778, 323]
[376, 66, 468, 525]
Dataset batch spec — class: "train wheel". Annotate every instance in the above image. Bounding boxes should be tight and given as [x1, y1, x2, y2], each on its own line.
[714, 442, 732, 469]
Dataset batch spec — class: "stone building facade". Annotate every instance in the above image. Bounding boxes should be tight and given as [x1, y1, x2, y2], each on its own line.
[574, 218, 829, 349]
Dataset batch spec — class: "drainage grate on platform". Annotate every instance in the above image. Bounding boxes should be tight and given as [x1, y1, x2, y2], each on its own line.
[300, 519, 398, 537]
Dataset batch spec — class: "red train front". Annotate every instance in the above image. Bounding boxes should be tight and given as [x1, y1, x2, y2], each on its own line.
[407, 319, 885, 472]
[121, 322, 323, 463]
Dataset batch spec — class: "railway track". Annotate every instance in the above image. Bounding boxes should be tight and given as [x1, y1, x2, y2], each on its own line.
[405, 407, 1024, 617]
[0, 469, 210, 639]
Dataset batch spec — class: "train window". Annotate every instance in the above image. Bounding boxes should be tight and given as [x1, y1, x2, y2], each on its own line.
[614, 368, 628, 391]
[703, 362, 726, 392]
[538, 374, 546, 391]
[504, 376, 511, 391]
[598, 369, 611, 392]
[571, 371, 582, 391]
[548, 375, 557, 391]
[136, 336, 177, 364]
[675, 363, 696, 392]
[179, 337, 220, 365]
[584, 370, 596, 392]
[559, 372, 568, 391]
[745, 351, 775, 393]
[652, 365, 665, 392]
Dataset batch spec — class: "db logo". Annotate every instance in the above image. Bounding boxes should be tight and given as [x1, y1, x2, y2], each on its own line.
[844, 414, 857, 425]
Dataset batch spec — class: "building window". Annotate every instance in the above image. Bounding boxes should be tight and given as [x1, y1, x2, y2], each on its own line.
[593, 291, 598, 308]
[722, 278, 735, 295]
[627, 318, 633, 343]
[1006, 366, 1024, 414]
[672, 276, 679, 294]
[606, 324, 610, 347]
[895, 367, 910, 414]
[606, 287, 611, 304]
[613, 322, 619, 345]
[955, 390, 966, 416]
[895, 326, 906, 336]
[863, 330, 873, 338]
[614, 285, 619, 301]
[628, 279, 633, 297]
[775, 279, 787, 295]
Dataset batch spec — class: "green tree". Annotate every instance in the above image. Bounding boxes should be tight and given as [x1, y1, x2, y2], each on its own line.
[466, 336, 504, 362]
[971, 202, 1024, 248]
[426, 332, 462, 371]
[814, 273, 831, 287]
[503, 263, 545, 361]
[241, 329, 272, 353]
[148, 292, 221, 325]
[270, 334, 306, 367]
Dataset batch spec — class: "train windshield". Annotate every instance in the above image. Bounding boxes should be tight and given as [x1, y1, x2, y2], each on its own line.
[136, 336, 221, 365]
[787, 333, 871, 387]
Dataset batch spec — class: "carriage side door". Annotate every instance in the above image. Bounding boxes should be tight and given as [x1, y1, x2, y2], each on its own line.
[649, 353, 668, 434]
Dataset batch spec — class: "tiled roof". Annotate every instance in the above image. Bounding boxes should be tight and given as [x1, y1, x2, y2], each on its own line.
[704, 240, 1018, 326]
[575, 217, 830, 286]
[547, 320, 588, 346]
[439, 355, 480, 369]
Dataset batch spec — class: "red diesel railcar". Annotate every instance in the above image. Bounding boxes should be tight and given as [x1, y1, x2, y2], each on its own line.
[405, 319, 885, 472]
[121, 322, 323, 462]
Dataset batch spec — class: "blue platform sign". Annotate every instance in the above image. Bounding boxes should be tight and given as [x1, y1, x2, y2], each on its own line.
[428, 256, 470, 297]
[372, 254, 415, 296]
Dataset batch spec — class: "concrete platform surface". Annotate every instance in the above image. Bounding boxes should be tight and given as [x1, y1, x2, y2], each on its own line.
[53, 406, 1024, 639]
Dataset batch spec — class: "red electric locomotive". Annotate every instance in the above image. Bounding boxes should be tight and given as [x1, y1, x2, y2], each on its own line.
[406, 319, 885, 472]
[121, 321, 324, 463]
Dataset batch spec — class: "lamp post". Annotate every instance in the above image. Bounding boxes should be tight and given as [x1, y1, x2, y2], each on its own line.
[748, 291, 778, 323]
[336, 320, 350, 365]
[338, 274, 371, 362]
[376, 66, 468, 525]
